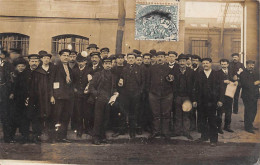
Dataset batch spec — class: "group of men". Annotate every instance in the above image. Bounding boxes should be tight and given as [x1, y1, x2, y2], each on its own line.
[0, 43, 259, 147]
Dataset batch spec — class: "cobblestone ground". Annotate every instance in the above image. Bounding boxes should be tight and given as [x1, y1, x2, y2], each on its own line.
[0, 99, 259, 165]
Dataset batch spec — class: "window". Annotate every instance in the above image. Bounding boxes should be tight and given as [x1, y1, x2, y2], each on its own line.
[52, 34, 89, 55]
[0, 33, 30, 56]
[191, 39, 208, 58]
[232, 39, 241, 54]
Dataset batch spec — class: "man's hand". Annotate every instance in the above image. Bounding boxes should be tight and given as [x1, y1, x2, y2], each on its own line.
[25, 97, 29, 106]
[9, 93, 14, 100]
[192, 102, 197, 108]
[233, 75, 238, 81]
[254, 80, 260, 86]
[87, 74, 92, 81]
[50, 96, 55, 105]
[118, 79, 123, 87]
[166, 74, 174, 82]
[217, 101, 223, 107]
[224, 80, 230, 84]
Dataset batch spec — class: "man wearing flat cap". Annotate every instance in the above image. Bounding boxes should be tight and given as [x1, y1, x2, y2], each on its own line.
[68, 50, 78, 70]
[240, 60, 260, 134]
[87, 44, 99, 54]
[193, 58, 224, 146]
[173, 54, 195, 140]
[100, 47, 110, 59]
[229, 53, 245, 114]
[89, 57, 118, 145]
[147, 51, 174, 139]
[9, 48, 22, 62]
[72, 54, 91, 137]
[118, 53, 144, 139]
[49, 49, 74, 143]
[149, 49, 157, 65]
[28, 52, 54, 142]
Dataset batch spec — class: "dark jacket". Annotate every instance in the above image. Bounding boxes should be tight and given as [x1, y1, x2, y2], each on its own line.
[29, 64, 54, 118]
[89, 69, 117, 103]
[72, 66, 91, 97]
[0, 60, 13, 102]
[120, 64, 144, 94]
[147, 63, 173, 97]
[240, 69, 259, 101]
[50, 62, 74, 100]
[173, 67, 195, 101]
[228, 61, 245, 78]
[194, 70, 224, 105]
[217, 69, 234, 91]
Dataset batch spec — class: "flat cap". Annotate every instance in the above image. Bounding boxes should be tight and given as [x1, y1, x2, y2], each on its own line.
[87, 44, 99, 49]
[133, 49, 142, 55]
[168, 51, 178, 56]
[143, 53, 152, 58]
[115, 53, 125, 59]
[201, 57, 212, 63]
[59, 49, 71, 56]
[246, 60, 255, 64]
[100, 47, 110, 52]
[90, 52, 101, 58]
[177, 54, 189, 61]
[10, 48, 21, 54]
[102, 57, 112, 63]
[192, 54, 201, 61]
[28, 54, 40, 59]
[76, 53, 87, 62]
[13, 57, 27, 66]
[156, 51, 166, 56]
[231, 53, 239, 57]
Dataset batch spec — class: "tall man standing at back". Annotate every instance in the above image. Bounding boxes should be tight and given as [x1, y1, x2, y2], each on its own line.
[50, 49, 74, 143]
[229, 53, 245, 114]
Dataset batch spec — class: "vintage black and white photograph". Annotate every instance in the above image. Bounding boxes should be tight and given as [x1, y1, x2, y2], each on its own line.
[0, 0, 259, 164]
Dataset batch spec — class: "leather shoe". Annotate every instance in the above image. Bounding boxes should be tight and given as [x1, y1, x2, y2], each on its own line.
[252, 127, 259, 130]
[224, 127, 234, 133]
[112, 132, 120, 138]
[218, 128, 224, 134]
[245, 129, 255, 134]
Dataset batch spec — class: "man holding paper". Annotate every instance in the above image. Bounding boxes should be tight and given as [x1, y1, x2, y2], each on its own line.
[89, 57, 118, 145]
[240, 60, 260, 134]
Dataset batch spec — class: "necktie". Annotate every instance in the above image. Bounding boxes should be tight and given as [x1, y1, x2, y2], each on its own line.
[63, 64, 71, 84]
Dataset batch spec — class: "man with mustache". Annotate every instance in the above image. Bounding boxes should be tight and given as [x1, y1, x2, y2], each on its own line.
[100, 47, 109, 59]
[193, 58, 224, 146]
[240, 60, 260, 134]
[50, 49, 74, 143]
[229, 53, 245, 114]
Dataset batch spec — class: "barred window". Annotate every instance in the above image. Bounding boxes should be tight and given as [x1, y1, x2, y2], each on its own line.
[232, 39, 241, 54]
[0, 33, 30, 56]
[52, 34, 89, 55]
[191, 39, 208, 58]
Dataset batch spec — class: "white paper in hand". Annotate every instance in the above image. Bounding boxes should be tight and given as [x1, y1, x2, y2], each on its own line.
[225, 82, 238, 98]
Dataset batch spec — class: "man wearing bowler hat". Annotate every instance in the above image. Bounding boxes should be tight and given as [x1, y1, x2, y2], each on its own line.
[147, 51, 174, 139]
[193, 58, 224, 146]
[50, 49, 74, 143]
[229, 53, 245, 114]
[240, 60, 260, 134]
[173, 54, 195, 140]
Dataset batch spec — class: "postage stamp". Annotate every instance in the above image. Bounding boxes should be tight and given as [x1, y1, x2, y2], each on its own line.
[135, 3, 179, 41]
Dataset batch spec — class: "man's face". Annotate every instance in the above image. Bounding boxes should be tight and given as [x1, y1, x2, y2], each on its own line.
[10, 53, 20, 61]
[247, 63, 255, 71]
[165, 56, 169, 63]
[116, 57, 124, 66]
[112, 60, 117, 67]
[91, 55, 100, 65]
[135, 57, 143, 65]
[101, 51, 109, 59]
[127, 55, 136, 65]
[232, 56, 239, 63]
[178, 59, 187, 68]
[192, 58, 200, 68]
[0, 53, 5, 59]
[103, 61, 112, 70]
[157, 55, 165, 64]
[16, 64, 26, 72]
[143, 56, 151, 65]
[77, 61, 87, 68]
[88, 48, 97, 54]
[168, 54, 177, 63]
[29, 59, 39, 70]
[202, 60, 212, 71]
[41, 56, 51, 65]
[60, 52, 70, 64]
[69, 54, 77, 63]
[151, 56, 157, 65]
[186, 58, 192, 66]
[220, 61, 229, 70]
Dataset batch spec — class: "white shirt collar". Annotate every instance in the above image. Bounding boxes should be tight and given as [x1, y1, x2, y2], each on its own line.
[42, 65, 49, 72]
[204, 69, 212, 78]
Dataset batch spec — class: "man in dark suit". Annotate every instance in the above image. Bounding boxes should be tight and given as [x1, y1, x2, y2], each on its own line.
[50, 49, 74, 143]
[167, 51, 179, 72]
[240, 60, 260, 134]
[147, 51, 174, 139]
[229, 53, 245, 114]
[193, 58, 224, 146]
[216, 59, 235, 134]
[118, 53, 144, 139]
[89, 57, 118, 145]
[173, 54, 195, 140]
[72, 54, 91, 138]
[85, 52, 103, 135]
[190, 54, 202, 131]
